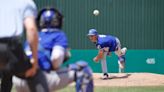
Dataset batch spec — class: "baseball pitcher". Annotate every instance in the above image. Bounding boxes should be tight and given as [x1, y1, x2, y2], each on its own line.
[87, 29, 127, 79]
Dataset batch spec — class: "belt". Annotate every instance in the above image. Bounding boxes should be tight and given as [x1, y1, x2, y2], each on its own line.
[0, 36, 22, 43]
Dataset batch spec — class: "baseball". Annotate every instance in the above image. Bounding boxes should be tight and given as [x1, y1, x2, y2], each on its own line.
[93, 9, 99, 16]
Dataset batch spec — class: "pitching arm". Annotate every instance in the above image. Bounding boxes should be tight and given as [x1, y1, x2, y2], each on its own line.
[93, 49, 104, 62]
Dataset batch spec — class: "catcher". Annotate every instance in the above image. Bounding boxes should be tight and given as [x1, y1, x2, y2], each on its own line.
[13, 7, 94, 92]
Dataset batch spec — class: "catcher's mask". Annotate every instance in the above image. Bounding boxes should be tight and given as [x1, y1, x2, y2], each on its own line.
[37, 7, 63, 29]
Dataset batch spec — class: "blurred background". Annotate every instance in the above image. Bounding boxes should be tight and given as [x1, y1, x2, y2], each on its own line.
[34, 0, 164, 74]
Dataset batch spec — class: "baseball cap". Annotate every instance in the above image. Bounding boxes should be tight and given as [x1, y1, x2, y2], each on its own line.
[87, 29, 98, 36]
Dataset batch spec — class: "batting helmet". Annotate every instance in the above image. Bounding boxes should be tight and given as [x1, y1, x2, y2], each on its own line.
[37, 7, 63, 29]
[87, 29, 98, 36]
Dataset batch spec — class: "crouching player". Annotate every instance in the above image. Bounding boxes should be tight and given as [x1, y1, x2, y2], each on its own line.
[13, 7, 94, 92]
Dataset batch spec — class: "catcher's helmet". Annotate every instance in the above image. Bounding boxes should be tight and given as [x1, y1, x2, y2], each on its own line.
[37, 7, 63, 29]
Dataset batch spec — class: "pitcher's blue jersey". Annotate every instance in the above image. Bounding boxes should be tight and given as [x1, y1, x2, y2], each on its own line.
[24, 28, 68, 71]
[96, 35, 117, 52]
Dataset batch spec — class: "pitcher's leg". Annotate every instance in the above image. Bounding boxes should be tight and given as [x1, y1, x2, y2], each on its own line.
[115, 49, 127, 73]
[115, 38, 127, 73]
[100, 52, 109, 79]
[100, 52, 108, 74]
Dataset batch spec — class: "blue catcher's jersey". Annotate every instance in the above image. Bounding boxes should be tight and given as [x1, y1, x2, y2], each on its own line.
[96, 35, 117, 52]
[24, 28, 68, 72]
[39, 28, 68, 50]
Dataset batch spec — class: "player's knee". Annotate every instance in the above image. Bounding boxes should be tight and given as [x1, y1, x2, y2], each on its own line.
[51, 56, 63, 70]
[51, 50, 64, 70]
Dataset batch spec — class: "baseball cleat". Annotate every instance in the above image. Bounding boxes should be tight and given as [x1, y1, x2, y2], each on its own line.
[101, 73, 109, 80]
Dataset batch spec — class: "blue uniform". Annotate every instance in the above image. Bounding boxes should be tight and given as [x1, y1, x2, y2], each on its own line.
[96, 35, 117, 52]
[39, 28, 68, 50]
[25, 28, 68, 71]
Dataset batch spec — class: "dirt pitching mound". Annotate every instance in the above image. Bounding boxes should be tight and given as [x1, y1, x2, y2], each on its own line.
[93, 73, 164, 87]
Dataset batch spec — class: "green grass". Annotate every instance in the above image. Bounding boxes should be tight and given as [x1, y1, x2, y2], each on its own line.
[12, 86, 164, 92]
[58, 86, 164, 92]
